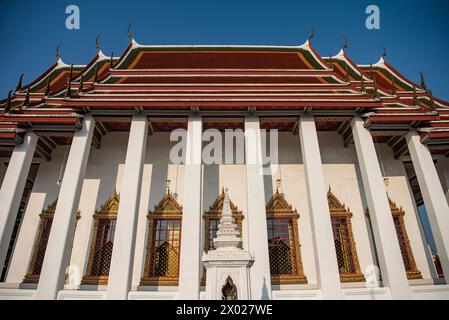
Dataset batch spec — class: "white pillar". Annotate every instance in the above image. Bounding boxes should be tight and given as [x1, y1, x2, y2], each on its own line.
[178, 115, 203, 300]
[244, 116, 272, 300]
[351, 116, 412, 299]
[35, 115, 95, 300]
[107, 115, 148, 300]
[407, 131, 449, 281]
[0, 132, 38, 271]
[435, 157, 449, 204]
[299, 114, 343, 299]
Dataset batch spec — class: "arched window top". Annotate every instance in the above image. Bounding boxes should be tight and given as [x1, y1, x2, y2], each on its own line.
[222, 276, 238, 300]
[327, 186, 351, 217]
[40, 198, 58, 218]
[204, 188, 243, 218]
[266, 189, 298, 217]
[148, 189, 182, 217]
[95, 190, 120, 217]
[388, 197, 405, 217]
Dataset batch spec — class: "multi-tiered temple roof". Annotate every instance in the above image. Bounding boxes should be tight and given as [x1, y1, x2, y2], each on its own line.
[1, 38, 448, 204]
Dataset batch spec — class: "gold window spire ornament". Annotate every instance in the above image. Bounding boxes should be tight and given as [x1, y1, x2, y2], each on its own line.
[327, 187, 365, 282]
[141, 187, 183, 286]
[82, 191, 120, 285]
[201, 188, 245, 285]
[388, 197, 422, 279]
[266, 187, 307, 285]
[23, 199, 80, 284]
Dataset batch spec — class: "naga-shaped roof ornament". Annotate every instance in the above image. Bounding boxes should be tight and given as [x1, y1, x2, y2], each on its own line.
[55, 43, 62, 59]
[381, 42, 387, 58]
[342, 35, 349, 51]
[127, 23, 133, 39]
[420, 72, 427, 92]
[16, 73, 24, 92]
[4, 90, 12, 113]
[307, 26, 314, 42]
[96, 35, 101, 51]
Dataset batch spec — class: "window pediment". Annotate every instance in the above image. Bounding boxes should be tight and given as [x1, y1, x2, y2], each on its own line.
[148, 190, 182, 217]
[266, 189, 298, 216]
[95, 190, 120, 217]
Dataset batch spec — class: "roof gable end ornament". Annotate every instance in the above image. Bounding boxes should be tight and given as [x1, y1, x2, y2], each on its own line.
[420, 72, 428, 92]
[54, 43, 68, 68]
[15, 73, 24, 92]
[95, 35, 101, 51]
[381, 42, 387, 58]
[127, 23, 141, 47]
[307, 26, 314, 43]
[342, 35, 349, 51]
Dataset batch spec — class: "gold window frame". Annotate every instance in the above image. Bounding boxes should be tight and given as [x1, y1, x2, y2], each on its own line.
[388, 197, 422, 280]
[201, 189, 245, 285]
[266, 190, 307, 285]
[327, 188, 365, 282]
[23, 199, 80, 284]
[140, 190, 182, 286]
[82, 191, 119, 285]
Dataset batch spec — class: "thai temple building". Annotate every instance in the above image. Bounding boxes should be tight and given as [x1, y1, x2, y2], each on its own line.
[0, 36, 449, 300]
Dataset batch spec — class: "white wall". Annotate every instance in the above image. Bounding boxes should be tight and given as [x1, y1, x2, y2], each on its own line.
[3, 129, 435, 294]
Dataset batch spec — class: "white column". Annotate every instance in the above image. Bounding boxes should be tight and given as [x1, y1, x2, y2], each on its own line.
[351, 116, 412, 299]
[0, 132, 38, 271]
[107, 115, 148, 300]
[178, 115, 203, 299]
[407, 131, 449, 281]
[244, 116, 272, 300]
[36, 115, 95, 300]
[435, 157, 449, 204]
[299, 114, 343, 299]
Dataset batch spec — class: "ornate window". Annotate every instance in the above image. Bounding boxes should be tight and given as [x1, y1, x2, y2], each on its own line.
[389, 197, 422, 279]
[23, 200, 56, 283]
[201, 189, 244, 285]
[141, 189, 182, 286]
[23, 199, 80, 284]
[327, 188, 365, 282]
[266, 189, 307, 284]
[82, 191, 119, 285]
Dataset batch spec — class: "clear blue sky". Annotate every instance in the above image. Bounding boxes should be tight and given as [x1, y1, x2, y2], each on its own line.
[0, 0, 448, 100]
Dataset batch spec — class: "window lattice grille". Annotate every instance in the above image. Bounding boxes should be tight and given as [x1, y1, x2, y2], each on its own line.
[31, 218, 53, 275]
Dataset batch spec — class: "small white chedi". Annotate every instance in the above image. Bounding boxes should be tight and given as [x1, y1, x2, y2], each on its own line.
[202, 188, 253, 300]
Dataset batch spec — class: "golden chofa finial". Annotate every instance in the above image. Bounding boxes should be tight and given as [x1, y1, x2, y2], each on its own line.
[420, 72, 427, 92]
[276, 178, 281, 192]
[127, 23, 133, 39]
[342, 35, 349, 50]
[55, 43, 62, 58]
[16, 73, 24, 92]
[307, 26, 314, 42]
[165, 179, 171, 194]
[95, 34, 101, 50]
[381, 42, 387, 58]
